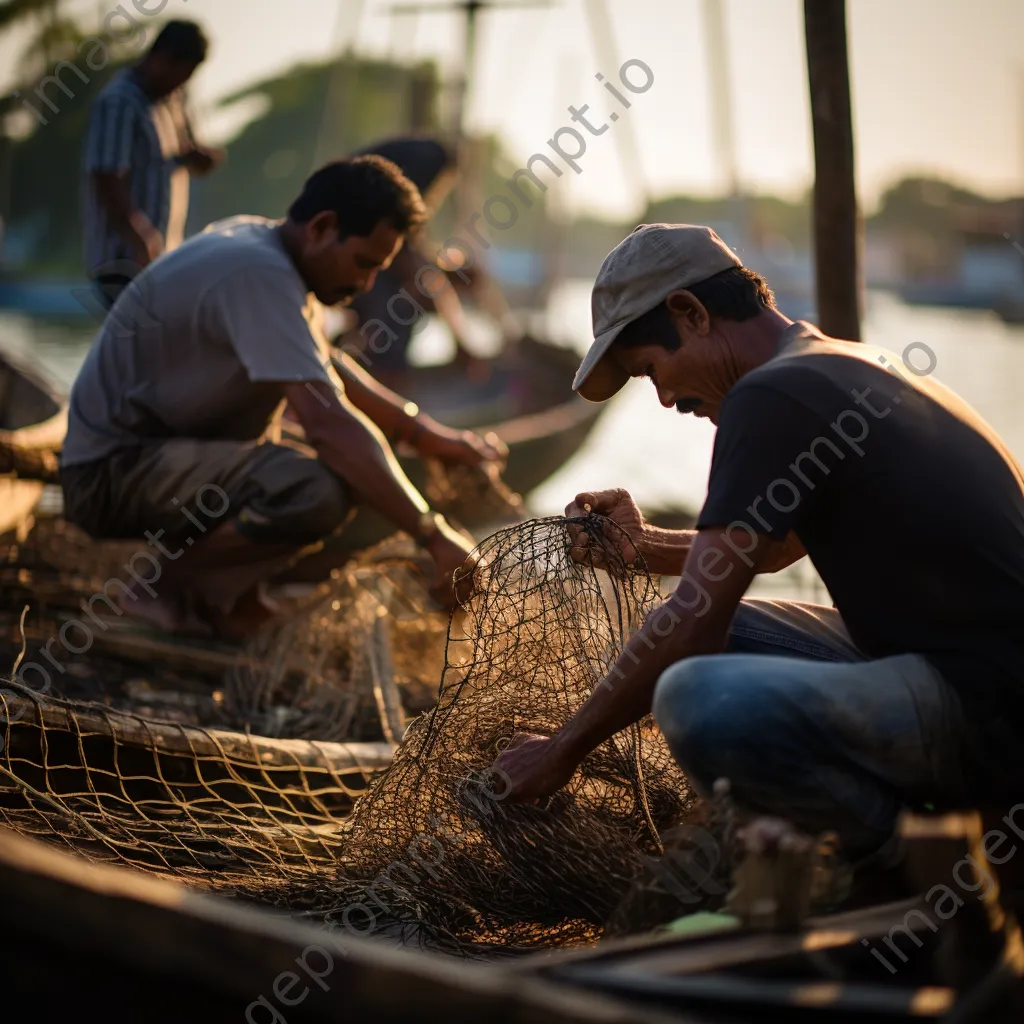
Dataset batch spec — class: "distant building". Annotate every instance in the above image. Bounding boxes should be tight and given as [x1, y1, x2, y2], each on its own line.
[872, 184, 1024, 320]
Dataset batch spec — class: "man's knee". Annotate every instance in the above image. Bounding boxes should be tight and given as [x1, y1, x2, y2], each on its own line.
[282, 466, 350, 541]
[654, 659, 729, 769]
[653, 657, 772, 786]
[240, 459, 351, 544]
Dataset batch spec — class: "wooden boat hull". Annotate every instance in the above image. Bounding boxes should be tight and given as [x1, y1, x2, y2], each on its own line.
[285, 336, 604, 571]
[0, 826, 664, 1023]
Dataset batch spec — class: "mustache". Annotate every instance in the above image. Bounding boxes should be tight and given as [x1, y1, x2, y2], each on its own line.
[675, 397, 703, 415]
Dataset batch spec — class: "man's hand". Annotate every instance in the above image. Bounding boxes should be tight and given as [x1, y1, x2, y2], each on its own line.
[489, 527, 762, 795]
[179, 146, 225, 177]
[564, 488, 646, 569]
[416, 424, 507, 469]
[423, 520, 477, 609]
[131, 223, 164, 268]
[490, 732, 578, 803]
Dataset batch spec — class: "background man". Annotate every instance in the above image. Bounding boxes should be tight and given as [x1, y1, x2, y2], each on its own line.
[493, 223, 1024, 886]
[338, 135, 518, 380]
[61, 157, 503, 640]
[83, 19, 223, 309]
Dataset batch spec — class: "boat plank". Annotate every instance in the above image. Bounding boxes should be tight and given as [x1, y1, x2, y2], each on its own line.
[0, 827, 679, 1023]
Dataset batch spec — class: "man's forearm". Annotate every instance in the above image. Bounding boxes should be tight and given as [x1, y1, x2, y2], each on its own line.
[332, 352, 441, 443]
[555, 597, 729, 763]
[92, 172, 155, 250]
[427, 267, 471, 351]
[290, 381, 430, 535]
[314, 418, 431, 534]
[638, 527, 696, 575]
[638, 528, 805, 576]
[394, 246, 472, 349]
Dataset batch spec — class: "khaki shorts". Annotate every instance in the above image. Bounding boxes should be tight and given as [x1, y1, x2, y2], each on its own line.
[61, 439, 352, 546]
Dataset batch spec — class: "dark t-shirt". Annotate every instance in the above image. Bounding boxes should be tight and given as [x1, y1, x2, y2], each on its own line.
[697, 323, 1024, 791]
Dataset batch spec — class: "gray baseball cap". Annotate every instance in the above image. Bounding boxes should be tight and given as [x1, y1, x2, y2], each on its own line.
[572, 223, 742, 402]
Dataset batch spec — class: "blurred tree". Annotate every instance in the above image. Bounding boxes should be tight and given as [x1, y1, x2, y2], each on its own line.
[3, 53, 458, 274]
[868, 176, 1016, 279]
[188, 56, 444, 231]
[0, 0, 56, 31]
[871, 176, 986, 234]
[188, 57, 555, 259]
[0, 0, 83, 74]
[643, 194, 812, 250]
[0, 0, 86, 254]
[2, 60, 121, 273]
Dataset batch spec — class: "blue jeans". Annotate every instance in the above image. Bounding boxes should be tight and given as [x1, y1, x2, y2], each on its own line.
[652, 599, 967, 859]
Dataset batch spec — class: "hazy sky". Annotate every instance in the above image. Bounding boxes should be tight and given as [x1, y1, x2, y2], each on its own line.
[3, 0, 1022, 218]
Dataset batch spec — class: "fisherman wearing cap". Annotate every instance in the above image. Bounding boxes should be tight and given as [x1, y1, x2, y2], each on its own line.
[493, 223, 1024, 888]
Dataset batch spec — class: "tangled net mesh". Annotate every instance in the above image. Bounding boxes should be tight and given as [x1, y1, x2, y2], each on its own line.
[265, 516, 696, 951]
[0, 519, 448, 738]
[0, 683, 387, 886]
[1, 516, 696, 952]
[222, 543, 448, 744]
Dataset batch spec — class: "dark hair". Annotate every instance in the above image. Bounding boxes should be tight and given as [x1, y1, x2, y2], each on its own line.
[615, 266, 776, 351]
[149, 20, 208, 64]
[352, 136, 457, 194]
[288, 156, 427, 238]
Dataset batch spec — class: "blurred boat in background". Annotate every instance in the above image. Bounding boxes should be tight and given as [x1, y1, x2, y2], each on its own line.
[375, 334, 602, 499]
[277, 333, 605, 578]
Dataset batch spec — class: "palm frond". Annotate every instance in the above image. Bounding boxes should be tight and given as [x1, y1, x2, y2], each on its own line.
[0, 0, 59, 33]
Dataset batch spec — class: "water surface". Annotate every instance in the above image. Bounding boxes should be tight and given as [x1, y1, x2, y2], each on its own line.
[5, 281, 1024, 602]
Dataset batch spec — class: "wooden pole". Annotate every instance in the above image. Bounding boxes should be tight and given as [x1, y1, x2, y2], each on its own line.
[804, 0, 861, 340]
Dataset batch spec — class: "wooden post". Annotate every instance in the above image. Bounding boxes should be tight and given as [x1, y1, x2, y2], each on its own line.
[804, 0, 861, 340]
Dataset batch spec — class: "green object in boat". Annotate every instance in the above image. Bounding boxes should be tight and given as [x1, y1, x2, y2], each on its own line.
[664, 911, 741, 936]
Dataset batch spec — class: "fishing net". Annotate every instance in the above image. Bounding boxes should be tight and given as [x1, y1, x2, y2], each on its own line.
[270, 516, 697, 952]
[0, 520, 445, 890]
[0, 683, 388, 886]
[221, 541, 449, 745]
[1, 515, 697, 952]
[0, 518, 448, 736]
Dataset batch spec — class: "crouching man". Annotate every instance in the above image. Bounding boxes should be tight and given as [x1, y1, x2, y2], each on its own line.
[61, 157, 503, 639]
[493, 223, 1024, 880]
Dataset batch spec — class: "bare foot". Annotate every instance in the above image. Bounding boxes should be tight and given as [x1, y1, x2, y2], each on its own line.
[116, 587, 213, 636]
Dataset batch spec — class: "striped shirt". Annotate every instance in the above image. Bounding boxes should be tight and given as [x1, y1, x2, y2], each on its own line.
[82, 69, 193, 277]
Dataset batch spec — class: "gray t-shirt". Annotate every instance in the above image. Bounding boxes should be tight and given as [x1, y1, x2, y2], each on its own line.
[63, 217, 336, 467]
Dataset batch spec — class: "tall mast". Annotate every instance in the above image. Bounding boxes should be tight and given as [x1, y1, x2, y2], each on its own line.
[583, 0, 648, 212]
[388, 0, 551, 137]
[313, 0, 368, 170]
[453, 0, 481, 141]
[387, 0, 551, 222]
[702, 0, 739, 201]
[804, 0, 861, 340]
